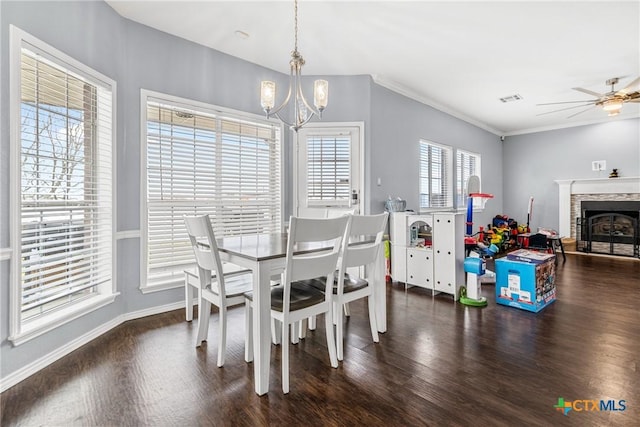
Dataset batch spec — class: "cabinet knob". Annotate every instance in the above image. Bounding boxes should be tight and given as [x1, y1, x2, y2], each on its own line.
[410, 254, 413, 258]
[448, 251, 451, 255]
[437, 250, 440, 253]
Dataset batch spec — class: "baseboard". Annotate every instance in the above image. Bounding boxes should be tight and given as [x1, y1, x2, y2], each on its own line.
[0, 301, 184, 393]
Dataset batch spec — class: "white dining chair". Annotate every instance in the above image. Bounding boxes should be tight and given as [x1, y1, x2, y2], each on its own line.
[335, 212, 388, 360]
[302, 207, 357, 335]
[183, 215, 253, 367]
[183, 262, 249, 322]
[244, 215, 348, 393]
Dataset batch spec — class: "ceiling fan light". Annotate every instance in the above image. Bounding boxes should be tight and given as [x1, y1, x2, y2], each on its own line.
[608, 109, 621, 117]
[602, 98, 623, 111]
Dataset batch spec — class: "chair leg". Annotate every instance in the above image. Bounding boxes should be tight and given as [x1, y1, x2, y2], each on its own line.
[309, 315, 317, 330]
[291, 322, 299, 344]
[343, 302, 351, 317]
[336, 302, 344, 361]
[245, 302, 253, 363]
[271, 318, 281, 345]
[367, 295, 379, 343]
[298, 318, 307, 339]
[184, 275, 194, 322]
[195, 297, 211, 347]
[324, 312, 339, 368]
[217, 306, 227, 367]
[281, 320, 290, 394]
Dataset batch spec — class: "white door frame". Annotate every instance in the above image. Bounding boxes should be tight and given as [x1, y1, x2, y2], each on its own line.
[293, 121, 366, 217]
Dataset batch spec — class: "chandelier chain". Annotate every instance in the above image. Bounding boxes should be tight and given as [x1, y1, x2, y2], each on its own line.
[294, 0, 298, 53]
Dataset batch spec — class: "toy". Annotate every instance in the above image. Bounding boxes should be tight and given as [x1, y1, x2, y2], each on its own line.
[461, 175, 495, 307]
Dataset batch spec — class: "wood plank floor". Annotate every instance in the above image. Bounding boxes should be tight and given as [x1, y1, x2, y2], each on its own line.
[2, 253, 639, 426]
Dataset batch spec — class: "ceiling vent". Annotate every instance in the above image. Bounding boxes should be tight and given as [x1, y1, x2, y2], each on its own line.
[499, 94, 524, 103]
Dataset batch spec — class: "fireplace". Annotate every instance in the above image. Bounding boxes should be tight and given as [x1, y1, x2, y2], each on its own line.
[579, 200, 640, 257]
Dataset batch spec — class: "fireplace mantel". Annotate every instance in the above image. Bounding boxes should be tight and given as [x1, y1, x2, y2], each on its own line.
[555, 177, 640, 237]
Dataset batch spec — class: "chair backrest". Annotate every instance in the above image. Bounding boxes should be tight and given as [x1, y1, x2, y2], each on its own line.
[283, 215, 350, 308]
[338, 212, 389, 289]
[183, 215, 226, 297]
[326, 207, 357, 218]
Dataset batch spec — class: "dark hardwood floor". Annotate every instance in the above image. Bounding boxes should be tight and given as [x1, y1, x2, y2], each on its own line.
[2, 253, 639, 426]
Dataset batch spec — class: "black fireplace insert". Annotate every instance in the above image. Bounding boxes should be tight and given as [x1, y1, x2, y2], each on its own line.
[580, 200, 640, 257]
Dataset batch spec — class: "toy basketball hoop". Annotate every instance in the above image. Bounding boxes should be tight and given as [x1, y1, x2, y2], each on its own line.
[469, 192, 494, 210]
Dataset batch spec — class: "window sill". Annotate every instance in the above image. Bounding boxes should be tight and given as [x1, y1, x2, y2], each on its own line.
[139, 280, 182, 294]
[9, 293, 119, 346]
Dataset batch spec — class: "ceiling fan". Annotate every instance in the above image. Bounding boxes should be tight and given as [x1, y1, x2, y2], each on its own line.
[537, 76, 640, 118]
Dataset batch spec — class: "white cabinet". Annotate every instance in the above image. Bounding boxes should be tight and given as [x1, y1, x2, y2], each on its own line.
[432, 212, 465, 300]
[390, 211, 465, 301]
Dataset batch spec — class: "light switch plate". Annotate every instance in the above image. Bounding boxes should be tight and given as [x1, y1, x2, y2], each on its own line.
[592, 160, 606, 171]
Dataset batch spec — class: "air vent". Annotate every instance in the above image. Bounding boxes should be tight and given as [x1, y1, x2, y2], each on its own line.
[499, 94, 524, 103]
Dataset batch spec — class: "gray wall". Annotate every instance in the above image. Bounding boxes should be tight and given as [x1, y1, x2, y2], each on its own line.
[503, 119, 640, 232]
[369, 84, 504, 229]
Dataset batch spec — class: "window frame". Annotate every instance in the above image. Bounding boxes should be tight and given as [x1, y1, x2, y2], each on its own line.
[9, 26, 117, 345]
[456, 149, 483, 210]
[418, 140, 453, 212]
[139, 90, 284, 292]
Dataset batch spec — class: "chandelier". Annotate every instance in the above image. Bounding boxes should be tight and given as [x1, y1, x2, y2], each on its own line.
[260, 0, 328, 131]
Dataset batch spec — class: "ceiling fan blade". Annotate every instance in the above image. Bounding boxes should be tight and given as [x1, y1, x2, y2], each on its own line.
[616, 77, 640, 95]
[537, 100, 598, 106]
[567, 105, 596, 118]
[572, 87, 604, 98]
[536, 103, 595, 116]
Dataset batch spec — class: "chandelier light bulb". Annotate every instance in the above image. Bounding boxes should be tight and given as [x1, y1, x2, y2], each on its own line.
[260, 81, 276, 111]
[314, 80, 329, 111]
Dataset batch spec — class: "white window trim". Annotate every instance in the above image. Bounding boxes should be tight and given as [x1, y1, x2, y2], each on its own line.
[139, 89, 285, 291]
[418, 139, 454, 213]
[9, 26, 118, 345]
[456, 149, 483, 212]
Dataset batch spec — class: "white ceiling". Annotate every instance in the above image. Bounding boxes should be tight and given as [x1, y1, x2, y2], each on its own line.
[106, 0, 640, 135]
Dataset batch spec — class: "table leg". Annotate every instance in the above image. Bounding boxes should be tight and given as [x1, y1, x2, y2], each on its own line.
[252, 263, 272, 395]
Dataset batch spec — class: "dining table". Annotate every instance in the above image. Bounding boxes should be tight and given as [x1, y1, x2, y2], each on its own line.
[216, 232, 386, 395]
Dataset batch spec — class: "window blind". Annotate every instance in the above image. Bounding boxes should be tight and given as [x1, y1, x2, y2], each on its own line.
[19, 47, 113, 321]
[306, 134, 350, 205]
[145, 99, 281, 288]
[456, 150, 482, 208]
[419, 141, 452, 209]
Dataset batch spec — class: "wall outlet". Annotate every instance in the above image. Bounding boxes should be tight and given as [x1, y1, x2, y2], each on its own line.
[592, 160, 606, 171]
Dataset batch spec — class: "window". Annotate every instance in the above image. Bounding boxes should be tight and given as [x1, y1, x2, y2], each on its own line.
[419, 140, 452, 210]
[307, 133, 350, 205]
[456, 150, 482, 209]
[142, 92, 282, 289]
[10, 27, 116, 343]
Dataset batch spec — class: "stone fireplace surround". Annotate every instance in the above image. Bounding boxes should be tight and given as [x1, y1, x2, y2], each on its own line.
[555, 177, 640, 256]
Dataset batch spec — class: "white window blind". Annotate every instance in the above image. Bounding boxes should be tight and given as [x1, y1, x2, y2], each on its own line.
[419, 140, 452, 209]
[144, 97, 282, 288]
[306, 134, 350, 204]
[456, 150, 482, 209]
[18, 46, 113, 322]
